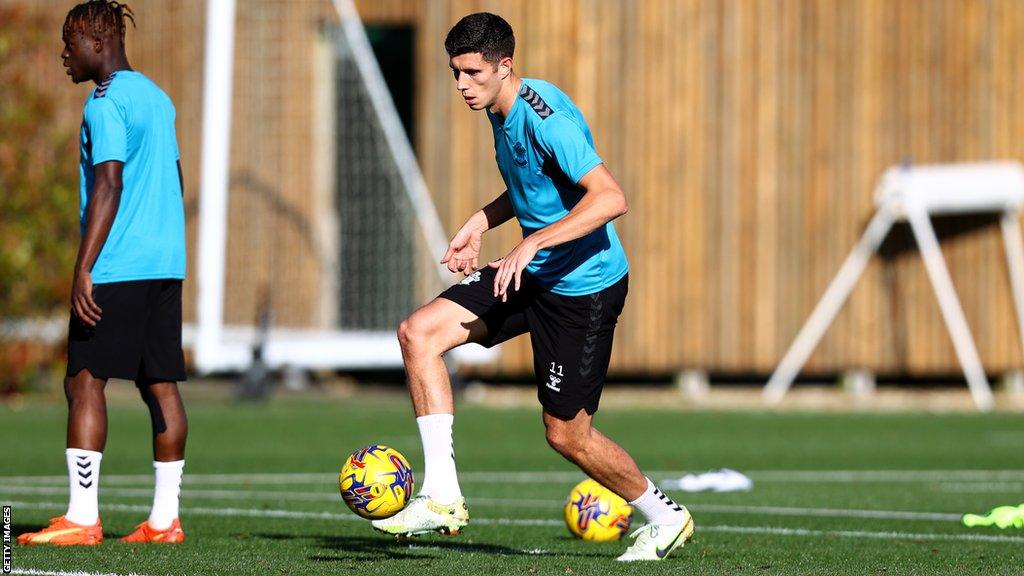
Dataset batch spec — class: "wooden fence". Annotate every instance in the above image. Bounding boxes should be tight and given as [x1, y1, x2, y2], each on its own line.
[357, 0, 1024, 377]
[7, 0, 1024, 377]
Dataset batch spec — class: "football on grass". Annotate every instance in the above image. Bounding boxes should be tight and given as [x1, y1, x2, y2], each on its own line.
[339, 444, 414, 519]
[564, 478, 633, 541]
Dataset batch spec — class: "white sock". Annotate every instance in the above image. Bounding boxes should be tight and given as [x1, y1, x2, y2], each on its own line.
[416, 414, 462, 504]
[65, 448, 102, 525]
[630, 477, 686, 526]
[148, 460, 184, 530]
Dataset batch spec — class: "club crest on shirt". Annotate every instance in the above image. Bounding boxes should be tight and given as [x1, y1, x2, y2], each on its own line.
[512, 142, 529, 167]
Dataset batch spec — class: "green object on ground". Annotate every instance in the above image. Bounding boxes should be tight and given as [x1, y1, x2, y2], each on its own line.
[963, 504, 1024, 529]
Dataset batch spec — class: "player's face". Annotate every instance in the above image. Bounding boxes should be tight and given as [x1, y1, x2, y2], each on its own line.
[61, 31, 99, 84]
[449, 52, 507, 111]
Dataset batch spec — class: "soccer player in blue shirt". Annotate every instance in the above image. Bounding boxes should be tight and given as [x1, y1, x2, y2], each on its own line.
[19, 1, 187, 546]
[373, 12, 693, 562]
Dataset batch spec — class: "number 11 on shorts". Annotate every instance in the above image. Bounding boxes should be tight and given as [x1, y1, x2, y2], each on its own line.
[547, 363, 563, 392]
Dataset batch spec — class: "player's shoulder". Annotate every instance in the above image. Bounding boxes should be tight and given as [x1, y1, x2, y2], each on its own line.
[91, 71, 172, 107]
[519, 78, 579, 124]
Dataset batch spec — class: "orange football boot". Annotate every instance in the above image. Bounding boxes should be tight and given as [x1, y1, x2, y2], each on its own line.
[18, 516, 103, 546]
[120, 518, 186, 544]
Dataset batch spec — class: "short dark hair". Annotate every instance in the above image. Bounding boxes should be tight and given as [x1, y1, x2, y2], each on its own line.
[444, 12, 514, 65]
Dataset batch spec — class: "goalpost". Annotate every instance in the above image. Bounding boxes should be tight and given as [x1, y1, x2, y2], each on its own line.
[191, 0, 495, 372]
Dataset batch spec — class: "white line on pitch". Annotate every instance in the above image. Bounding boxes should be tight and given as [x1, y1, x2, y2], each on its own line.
[935, 482, 1024, 494]
[699, 525, 1024, 543]
[5, 500, 1020, 544]
[744, 470, 1024, 482]
[10, 569, 149, 576]
[691, 504, 960, 521]
[0, 485, 964, 521]
[0, 485, 339, 502]
[3, 469, 1024, 486]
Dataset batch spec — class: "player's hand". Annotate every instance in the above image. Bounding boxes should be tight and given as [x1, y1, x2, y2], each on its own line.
[489, 238, 539, 301]
[71, 269, 102, 326]
[441, 223, 484, 275]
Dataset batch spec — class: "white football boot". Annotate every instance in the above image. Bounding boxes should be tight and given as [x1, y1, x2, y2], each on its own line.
[370, 495, 469, 537]
[615, 506, 694, 562]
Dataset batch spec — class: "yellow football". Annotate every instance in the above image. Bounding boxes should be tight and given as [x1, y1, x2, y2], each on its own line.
[339, 445, 414, 519]
[564, 478, 633, 541]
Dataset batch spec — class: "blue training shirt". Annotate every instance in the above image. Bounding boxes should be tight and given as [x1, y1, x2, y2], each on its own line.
[79, 70, 185, 283]
[487, 78, 628, 296]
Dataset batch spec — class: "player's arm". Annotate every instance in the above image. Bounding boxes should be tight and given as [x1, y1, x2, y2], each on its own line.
[478, 189, 516, 230]
[491, 165, 626, 298]
[442, 190, 515, 274]
[525, 165, 627, 250]
[71, 160, 124, 326]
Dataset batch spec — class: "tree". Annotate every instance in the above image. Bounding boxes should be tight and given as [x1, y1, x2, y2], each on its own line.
[0, 5, 80, 319]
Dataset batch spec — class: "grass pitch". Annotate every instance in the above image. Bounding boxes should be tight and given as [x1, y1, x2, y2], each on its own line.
[3, 387, 1024, 575]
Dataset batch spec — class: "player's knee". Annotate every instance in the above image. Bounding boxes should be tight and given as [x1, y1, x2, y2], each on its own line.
[64, 370, 103, 403]
[152, 402, 187, 439]
[397, 318, 412, 349]
[398, 313, 440, 357]
[545, 426, 584, 459]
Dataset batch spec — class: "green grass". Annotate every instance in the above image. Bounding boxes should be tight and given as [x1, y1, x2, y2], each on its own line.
[3, 390, 1024, 575]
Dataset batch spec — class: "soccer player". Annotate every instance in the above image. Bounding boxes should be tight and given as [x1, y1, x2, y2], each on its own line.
[18, 0, 188, 546]
[372, 12, 693, 562]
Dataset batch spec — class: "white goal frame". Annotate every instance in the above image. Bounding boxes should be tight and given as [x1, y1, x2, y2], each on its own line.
[190, 0, 495, 372]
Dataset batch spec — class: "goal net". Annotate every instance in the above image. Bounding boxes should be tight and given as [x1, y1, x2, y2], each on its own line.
[190, 0, 494, 372]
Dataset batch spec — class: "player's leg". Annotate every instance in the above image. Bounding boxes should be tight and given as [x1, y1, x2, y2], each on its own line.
[400, 267, 526, 502]
[372, 297, 482, 536]
[57, 369, 108, 542]
[20, 282, 149, 545]
[543, 409, 693, 561]
[530, 275, 692, 560]
[542, 409, 646, 498]
[398, 296, 483, 507]
[122, 280, 188, 544]
[374, 268, 529, 536]
[16, 405, 106, 544]
[65, 369, 109, 452]
[120, 381, 187, 543]
[140, 381, 187, 462]
[398, 296, 488, 417]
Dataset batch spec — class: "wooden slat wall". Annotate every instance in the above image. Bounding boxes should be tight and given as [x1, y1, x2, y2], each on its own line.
[10, 0, 1024, 377]
[362, 0, 1024, 377]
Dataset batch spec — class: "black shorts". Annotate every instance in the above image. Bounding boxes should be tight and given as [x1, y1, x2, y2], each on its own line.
[67, 279, 186, 383]
[440, 267, 628, 419]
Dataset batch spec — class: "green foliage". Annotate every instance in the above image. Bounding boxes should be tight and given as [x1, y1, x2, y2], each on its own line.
[0, 6, 80, 318]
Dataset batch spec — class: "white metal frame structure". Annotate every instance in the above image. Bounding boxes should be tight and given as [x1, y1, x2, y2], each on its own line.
[764, 162, 1024, 411]
[191, 0, 495, 372]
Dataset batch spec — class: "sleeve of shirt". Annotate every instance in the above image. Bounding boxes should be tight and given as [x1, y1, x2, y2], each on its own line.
[84, 97, 127, 165]
[170, 104, 180, 161]
[534, 112, 604, 184]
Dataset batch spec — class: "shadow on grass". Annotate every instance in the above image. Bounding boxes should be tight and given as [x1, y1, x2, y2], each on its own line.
[252, 532, 611, 562]
[10, 524, 41, 537]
